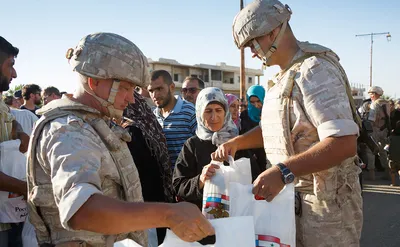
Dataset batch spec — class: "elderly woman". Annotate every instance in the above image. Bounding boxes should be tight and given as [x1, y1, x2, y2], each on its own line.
[225, 93, 240, 130]
[173, 87, 263, 210]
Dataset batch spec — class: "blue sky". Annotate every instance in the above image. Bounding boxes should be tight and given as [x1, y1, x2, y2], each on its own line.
[3, 0, 400, 98]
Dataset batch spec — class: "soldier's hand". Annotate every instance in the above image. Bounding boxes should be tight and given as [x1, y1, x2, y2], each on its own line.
[252, 166, 285, 202]
[211, 140, 238, 162]
[166, 202, 214, 242]
[199, 164, 220, 189]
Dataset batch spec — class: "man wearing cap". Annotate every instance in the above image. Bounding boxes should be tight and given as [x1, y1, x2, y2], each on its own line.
[13, 90, 24, 107]
[212, 1, 362, 246]
[365, 86, 391, 178]
[26, 32, 214, 247]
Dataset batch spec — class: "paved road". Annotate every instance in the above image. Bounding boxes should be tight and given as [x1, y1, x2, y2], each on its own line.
[360, 171, 400, 247]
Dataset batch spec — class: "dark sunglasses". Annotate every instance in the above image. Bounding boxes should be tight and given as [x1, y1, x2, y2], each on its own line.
[181, 87, 200, 94]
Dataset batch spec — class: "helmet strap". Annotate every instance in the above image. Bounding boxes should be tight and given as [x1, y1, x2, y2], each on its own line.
[83, 79, 124, 121]
[252, 21, 288, 67]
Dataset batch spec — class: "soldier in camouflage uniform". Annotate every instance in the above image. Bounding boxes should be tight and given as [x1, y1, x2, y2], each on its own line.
[365, 86, 391, 179]
[26, 33, 214, 247]
[212, 1, 362, 246]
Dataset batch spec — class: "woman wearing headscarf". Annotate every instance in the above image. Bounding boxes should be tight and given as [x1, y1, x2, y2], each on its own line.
[124, 91, 175, 245]
[173, 87, 263, 211]
[225, 93, 241, 130]
[239, 85, 267, 171]
[240, 85, 265, 134]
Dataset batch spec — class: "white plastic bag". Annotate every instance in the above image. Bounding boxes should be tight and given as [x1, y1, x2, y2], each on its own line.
[160, 216, 255, 247]
[0, 139, 28, 223]
[114, 239, 143, 247]
[22, 218, 39, 247]
[230, 183, 296, 247]
[202, 156, 251, 219]
[114, 228, 157, 247]
[0, 139, 27, 180]
[0, 194, 27, 223]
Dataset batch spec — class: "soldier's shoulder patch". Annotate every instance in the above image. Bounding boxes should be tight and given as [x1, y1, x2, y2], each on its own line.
[303, 56, 322, 70]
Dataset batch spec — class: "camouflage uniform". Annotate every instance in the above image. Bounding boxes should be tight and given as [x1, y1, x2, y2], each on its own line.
[26, 33, 150, 247]
[358, 101, 376, 171]
[368, 98, 390, 169]
[232, 1, 362, 246]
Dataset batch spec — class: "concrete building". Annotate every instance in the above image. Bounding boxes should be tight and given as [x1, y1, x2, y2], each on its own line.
[148, 58, 264, 96]
[351, 83, 367, 107]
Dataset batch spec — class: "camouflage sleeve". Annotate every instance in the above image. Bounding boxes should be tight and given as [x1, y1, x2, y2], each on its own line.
[37, 115, 104, 230]
[297, 57, 359, 140]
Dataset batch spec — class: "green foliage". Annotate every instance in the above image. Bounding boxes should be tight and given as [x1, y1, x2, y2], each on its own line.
[4, 84, 24, 96]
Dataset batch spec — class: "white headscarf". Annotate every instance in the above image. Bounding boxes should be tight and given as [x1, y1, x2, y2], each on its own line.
[195, 87, 238, 146]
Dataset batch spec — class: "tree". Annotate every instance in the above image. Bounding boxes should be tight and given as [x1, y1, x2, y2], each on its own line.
[4, 84, 24, 96]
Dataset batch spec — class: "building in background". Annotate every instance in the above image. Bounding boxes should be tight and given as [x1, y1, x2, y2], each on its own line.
[148, 58, 264, 96]
[351, 83, 367, 107]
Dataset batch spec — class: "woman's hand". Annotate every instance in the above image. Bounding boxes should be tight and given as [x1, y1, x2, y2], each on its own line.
[199, 164, 220, 189]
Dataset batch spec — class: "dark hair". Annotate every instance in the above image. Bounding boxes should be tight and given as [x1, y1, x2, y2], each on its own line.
[43, 86, 61, 97]
[3, 95, 14, 106]
[151, 70, 173, 85]
[183, 76, 205, 89]
[22, 84, 42, 100]
[0, 37, 19, 64]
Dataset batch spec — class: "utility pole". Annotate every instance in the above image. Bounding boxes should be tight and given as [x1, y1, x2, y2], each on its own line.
[239, 0, 246, 103]
[355, 32, 391, 87]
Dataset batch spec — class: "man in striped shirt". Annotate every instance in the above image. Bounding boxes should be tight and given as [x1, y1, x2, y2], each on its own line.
[148, 70, 197, 168]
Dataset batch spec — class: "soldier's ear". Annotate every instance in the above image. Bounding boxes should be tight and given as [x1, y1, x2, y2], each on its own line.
[88, 77, 99, 91]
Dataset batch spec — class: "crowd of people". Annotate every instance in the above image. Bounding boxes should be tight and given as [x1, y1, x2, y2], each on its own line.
[1, 0, 399, 247]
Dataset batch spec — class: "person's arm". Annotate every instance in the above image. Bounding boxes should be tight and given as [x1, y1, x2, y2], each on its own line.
[40, 118, 213, 242]
[70, 194, 213, 242]
[252, 58, 359, 201]
[0, 172, 27, 198]
[285, 135, 356, 177]
[11, 120, 30, 153]
[211, 125, 263, 160]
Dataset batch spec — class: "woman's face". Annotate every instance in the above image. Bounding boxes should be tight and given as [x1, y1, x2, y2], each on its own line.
[249, 96, 263, 109]
[229, 100, 240, 121]
[203, 103, 225, 132]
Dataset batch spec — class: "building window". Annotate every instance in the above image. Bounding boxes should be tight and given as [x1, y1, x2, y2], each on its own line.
[205, 75, 209, 82]
[230, 78, 234, 84]
[211, 70, 222, 81]
[238, 76, 240, 83]
[248, 77, 252, 83]
[173, 74, 179, 82]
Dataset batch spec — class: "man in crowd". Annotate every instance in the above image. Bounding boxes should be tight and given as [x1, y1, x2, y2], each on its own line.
[181, 76, 205, 105]
[20, 83, 41, 117]
[13, 90, 24, 107]
[2, 95, 19, 109]
[148, 70, 197, 167]
[26, 32, 213, 247]
[41, 86, 62, 105]
[0, 36, 29, 247]
[212, 1, 362, 246]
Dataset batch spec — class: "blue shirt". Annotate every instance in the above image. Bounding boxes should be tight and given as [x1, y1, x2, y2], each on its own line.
[154, 97, 197, 168]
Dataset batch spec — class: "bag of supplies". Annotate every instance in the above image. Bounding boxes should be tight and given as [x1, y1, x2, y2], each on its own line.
[230, 182, 296, 247]
[202, 156, 252, 219]
[160, 216, 255, 247]
[0, 139, 28, 223]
